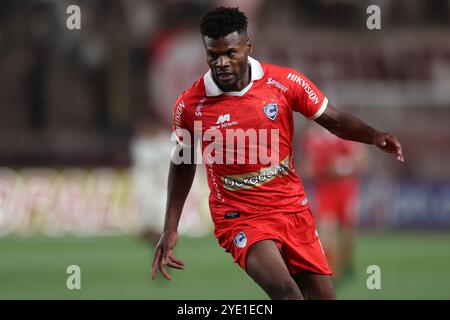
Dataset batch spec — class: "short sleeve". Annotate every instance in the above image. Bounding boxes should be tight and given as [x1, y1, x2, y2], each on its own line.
[172, 95, 194, 148]
[286, 71, 328, 120]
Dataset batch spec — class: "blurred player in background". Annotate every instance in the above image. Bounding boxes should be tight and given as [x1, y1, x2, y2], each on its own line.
[131, 119, 172, 243]
[151, 7, 404, 300]
[303, 125, 370, 282]
[131, 118, 211, 244]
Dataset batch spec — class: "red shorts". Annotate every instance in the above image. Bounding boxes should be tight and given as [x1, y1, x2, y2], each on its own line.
[314, 179, 358, 228]
[214, 208, 332, 275]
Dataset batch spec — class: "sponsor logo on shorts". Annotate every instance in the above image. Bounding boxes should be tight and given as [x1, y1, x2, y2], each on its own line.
[234, 231, 247, 248]
[222, 156, 291, 191]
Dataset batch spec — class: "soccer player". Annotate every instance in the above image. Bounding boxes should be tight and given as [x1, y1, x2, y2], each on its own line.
[151, 7, 404, 300]
[303, 125, 370, 282]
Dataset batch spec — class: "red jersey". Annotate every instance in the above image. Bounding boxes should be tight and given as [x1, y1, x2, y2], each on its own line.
[172, 57, 328, 226]
[303, 126, 366, 183]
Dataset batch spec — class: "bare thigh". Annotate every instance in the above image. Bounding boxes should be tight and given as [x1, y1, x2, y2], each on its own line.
[293, 272, 337, 300]
[246, 240, 303, 300]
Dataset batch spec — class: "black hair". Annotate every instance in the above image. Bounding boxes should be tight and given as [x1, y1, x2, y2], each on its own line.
[200, 7, 248, 39]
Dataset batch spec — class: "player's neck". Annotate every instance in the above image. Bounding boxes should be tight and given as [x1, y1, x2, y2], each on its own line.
[236, 63, 251, 91]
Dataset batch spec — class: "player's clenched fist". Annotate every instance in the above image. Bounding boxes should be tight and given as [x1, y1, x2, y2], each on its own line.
[373, 132, 405, 163]
[151, 231, 185, 281]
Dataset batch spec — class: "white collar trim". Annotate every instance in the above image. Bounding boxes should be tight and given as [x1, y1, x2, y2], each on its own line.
[203, 56, 264, 97]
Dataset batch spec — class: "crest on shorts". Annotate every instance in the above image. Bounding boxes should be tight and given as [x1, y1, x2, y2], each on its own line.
[234, 231, 247, 248]
[263, 103, 278, 121]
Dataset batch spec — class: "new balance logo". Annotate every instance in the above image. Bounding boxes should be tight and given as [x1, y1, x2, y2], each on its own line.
[216, 114, 230, 124]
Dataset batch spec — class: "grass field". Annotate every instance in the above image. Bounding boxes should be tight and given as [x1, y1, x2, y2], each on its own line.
[1, 231, 450, 299]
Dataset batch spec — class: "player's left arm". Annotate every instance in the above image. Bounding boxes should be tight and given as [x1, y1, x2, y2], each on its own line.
[315, 104, 405, 162]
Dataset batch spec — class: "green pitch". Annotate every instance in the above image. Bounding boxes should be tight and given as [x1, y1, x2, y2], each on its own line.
[1, 231, 449, 299]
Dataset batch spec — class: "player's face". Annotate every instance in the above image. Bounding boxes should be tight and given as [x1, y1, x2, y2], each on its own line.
[203, 31, 252, 91]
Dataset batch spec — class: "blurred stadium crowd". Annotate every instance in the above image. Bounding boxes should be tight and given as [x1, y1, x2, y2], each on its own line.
[0, 0, 449, 236]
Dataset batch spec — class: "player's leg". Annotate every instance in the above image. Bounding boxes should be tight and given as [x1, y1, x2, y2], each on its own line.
[246, 240, 304, 300]
[340, 187, 358, 278]
[314, 185, 341, 280]
[292, 272, 336, 300]
[340, 226, 355, 278]
[340, 210, 357, 278]
[319, 216, 340, 279]
[282, 208, 336, 299]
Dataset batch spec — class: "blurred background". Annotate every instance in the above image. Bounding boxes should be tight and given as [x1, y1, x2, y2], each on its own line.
[0, 0, 449, 299]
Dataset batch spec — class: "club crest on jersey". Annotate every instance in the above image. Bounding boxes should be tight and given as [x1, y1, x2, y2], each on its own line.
[264, 103, 278, 121]
[234, 231, 247, 248]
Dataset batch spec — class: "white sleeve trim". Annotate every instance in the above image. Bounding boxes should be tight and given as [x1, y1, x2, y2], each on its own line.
[308, 97, 328, 120]
[171, 131, 192, 148]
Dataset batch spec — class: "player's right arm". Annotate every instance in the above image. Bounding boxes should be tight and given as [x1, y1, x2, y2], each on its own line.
[151, 145, 196, 281]
[151, 93, 197, 281]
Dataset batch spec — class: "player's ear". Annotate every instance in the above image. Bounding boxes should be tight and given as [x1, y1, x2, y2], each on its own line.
[246, 37, 252, 54]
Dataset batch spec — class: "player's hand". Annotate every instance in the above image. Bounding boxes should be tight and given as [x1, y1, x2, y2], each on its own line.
[373, 132, 405, 163]
[151, 231, 185, 281]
